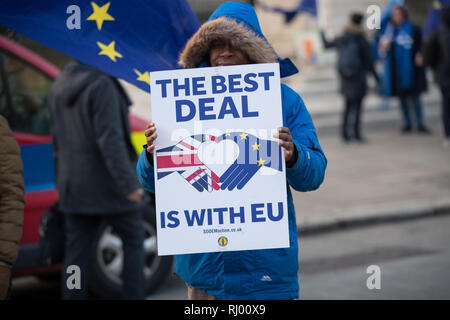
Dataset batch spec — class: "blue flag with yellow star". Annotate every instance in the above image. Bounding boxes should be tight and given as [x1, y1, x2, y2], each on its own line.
[217, 132, 283, 191]
[258, 0, 317, 24]
[423, 0, 450, 39]
[0, 0, 200, 91]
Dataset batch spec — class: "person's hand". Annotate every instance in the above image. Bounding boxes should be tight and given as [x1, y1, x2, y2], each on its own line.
[415, 53, 424, 67]
[126, 188, 144, 203]
[145, 122, 157, 156]
[273, 127, 296, 167]
[0, 265, 11, 300]
[378, 37, 391, 55]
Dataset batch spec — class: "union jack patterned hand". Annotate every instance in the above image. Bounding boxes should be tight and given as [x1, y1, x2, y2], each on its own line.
[155, 134, 220, 192]
[218, 132, 282, 191]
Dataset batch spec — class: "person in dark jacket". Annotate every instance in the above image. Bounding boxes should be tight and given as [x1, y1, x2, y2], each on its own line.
[49, 61, 145, 300]
[321, 13, 379, 143]
[424, 6, 450, 148]
[379, 5, 430, 133]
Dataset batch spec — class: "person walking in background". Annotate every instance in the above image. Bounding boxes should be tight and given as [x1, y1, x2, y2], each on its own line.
[424, 6, 450, 148]
[0, 114, 25, 300]
[49, 61, 146, 300]
[379, 5, 430, 134]
[321, 13, 379, 144]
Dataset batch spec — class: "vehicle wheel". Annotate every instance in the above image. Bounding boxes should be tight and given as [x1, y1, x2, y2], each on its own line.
[89, 203, 173, 299]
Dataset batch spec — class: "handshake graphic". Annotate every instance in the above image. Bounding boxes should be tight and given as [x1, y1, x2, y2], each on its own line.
[155, 132, 283, 192]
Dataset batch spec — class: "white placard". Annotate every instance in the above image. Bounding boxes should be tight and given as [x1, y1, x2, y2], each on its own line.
[150, 63, 288, 255]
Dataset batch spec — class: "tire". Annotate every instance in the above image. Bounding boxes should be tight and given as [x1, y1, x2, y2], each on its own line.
[89, 200, 173, 299]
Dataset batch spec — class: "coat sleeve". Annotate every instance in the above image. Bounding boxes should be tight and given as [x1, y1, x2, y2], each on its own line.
[424, 32, 439, 69]
[282, 85, 327, 192]
[413, 25, 423, 58]
[320, 30, 338, 49]
[361, 38, 380, 83]
[90, 77, 140, 196]
[0, 117, 24, 266]
[440, 31, 450, 70]
[136, 148, 155, 193]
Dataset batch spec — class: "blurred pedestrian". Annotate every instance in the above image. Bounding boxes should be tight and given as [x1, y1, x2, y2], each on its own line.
[137, 2, 327, 300]
[0, 114, 25, 300]
[49, 61, 146, 300]
[321, 13, 380, 143]
[424, 6, 450, 148]
[379, 5, 430, 134]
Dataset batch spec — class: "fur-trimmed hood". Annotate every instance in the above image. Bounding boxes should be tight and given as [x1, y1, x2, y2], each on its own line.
[179, 17, 278, 69]
[178, 1, 298, 78]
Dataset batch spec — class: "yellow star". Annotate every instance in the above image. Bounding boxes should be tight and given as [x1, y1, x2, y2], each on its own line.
[257, 157, 265, 166]
[87, 2, 115, 31]
[240, 133, 248, 140]
[433, 0, 442, 9]
[225, 132, 231, 137]
[134, 69, 150, 86]
[251, 142, 260, 151]
[97, 40, 123, 62]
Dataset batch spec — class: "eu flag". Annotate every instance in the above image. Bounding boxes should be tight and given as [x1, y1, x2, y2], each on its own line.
[258, 0, 317, 24]
[423, 0, 450, 39]
[0, 0, 200, 92]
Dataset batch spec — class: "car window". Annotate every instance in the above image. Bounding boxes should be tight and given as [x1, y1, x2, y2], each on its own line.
[0, 50, 52, 134]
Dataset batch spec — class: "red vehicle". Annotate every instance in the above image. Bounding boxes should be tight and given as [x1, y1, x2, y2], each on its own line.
[0, 35, 172, 298]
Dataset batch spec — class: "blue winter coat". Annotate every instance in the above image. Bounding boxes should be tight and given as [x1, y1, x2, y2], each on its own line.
[136, 2, 327, 299]
[381, 21, 428, 97]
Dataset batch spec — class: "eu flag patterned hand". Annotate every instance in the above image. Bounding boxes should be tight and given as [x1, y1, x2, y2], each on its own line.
[218, 132, 282, 191]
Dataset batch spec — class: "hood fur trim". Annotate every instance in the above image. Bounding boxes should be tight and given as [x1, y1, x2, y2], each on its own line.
[179, 17, 278, 68]
[344, 23, 366, 36]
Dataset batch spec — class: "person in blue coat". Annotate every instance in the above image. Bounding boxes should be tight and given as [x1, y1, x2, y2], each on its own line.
[379, 5, 430, 133]
[137, 2, 327, 300]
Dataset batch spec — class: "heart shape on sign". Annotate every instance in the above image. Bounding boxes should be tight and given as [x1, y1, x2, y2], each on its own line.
[197, 139, 240, 178]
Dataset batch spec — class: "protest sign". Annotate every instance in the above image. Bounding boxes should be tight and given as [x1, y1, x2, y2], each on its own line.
[150, 63, 288, 255]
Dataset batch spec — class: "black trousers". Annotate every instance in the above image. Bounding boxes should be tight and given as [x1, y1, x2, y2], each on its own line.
[342, 97, 363, 141]
[61, 209, 145, 300]
[441, 88, 450, 138]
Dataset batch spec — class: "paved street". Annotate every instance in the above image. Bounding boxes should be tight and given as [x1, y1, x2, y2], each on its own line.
[11, 213, 450, 300]
[294, 107, 450, 231]
[298, 214, 450, 299]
